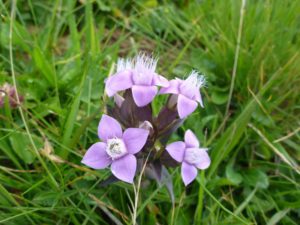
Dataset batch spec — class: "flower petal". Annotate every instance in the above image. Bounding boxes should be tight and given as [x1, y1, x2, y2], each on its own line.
[81, 142, 111, 169]
[123, 128, 149, 154]
[132, 85, 158, 107]
[105, 70, 133, 97]
[159, 79, 181, 94]
[194, 148, 211, 170]
[177, 94, 198, 118]
[133, 54, 157, 85]
[132, 70, 154, 86]
[179, 78, 198, 99]
[181, 162, 198, 186]
[184, 129, 199, 148]
[98, 115, 123, 141]
[111, 154, 137, 183]
[152, 73, 169, 87]
[194, 91, 204, 108]
[166, 141, 186, 162]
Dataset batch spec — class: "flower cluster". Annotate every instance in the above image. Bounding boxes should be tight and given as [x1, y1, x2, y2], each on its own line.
[82, 53, 210, 186]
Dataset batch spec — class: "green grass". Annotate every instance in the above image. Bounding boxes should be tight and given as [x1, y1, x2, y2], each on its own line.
[1, 0, 300, 224]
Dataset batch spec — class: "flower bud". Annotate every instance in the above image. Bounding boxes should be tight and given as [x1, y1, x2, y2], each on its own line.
[139, 120, 154, 135]
[0, 83, 24, 109]
[167, 94, 178, 109]
[113, 93, 125, 108]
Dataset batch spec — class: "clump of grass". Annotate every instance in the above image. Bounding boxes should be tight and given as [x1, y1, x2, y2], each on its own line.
[0, 0, 299, 224]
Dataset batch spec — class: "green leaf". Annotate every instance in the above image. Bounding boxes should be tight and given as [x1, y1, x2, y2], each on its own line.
[9, 132, 36, 164]
[32, 46, 56, 87]
[267, 209, 290, 225]
[211, 91, 229, 105]
[60, 89, 82, 157]
[226, 164, 243, 185]
[242, 168, 269, 189]
[33, 191, 60, 206]
[208, 98, 257, 178]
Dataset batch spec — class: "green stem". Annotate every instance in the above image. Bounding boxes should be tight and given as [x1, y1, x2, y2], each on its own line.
[195, 171, 205, 224]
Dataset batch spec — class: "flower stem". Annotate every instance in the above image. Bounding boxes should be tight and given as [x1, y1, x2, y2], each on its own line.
[132, 153, 151, 225]
[194, 170, 205, 224]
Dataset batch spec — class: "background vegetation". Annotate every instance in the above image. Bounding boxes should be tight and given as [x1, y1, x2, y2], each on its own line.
[0, 0, 300, 224]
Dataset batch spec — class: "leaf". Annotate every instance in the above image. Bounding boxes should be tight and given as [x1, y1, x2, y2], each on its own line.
[211, 91, 228, 105]
[95, 0, 112, 11]
[61, 87, 82, 157]
[0, 183, 18, 206]
[267, 209, 290, 225]
[33, 191, 60, 206]
[208, 99, 257, 178]
[252, 110, 274, 128]
[69, 109, 100, 149]
[32, 46, 56, 87]
[161, 167, 175, 203]
[225, 164, 243, 185]
[9, 132, 35, 164]
[0, 21, 31, 51]
[145, 161, 162, 181]
[207, 177, 238, 189]
[0, 137, 22, 168]
[145, 164, 175, 203]
[242, 168, 269, 189]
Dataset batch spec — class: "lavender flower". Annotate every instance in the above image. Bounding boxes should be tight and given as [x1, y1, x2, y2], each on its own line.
[81, 53, 212, 191]
[105, 53, 169, 107]
[81, 114, 149, 183]
[166, 129, 210, 186]
[159, 71, 205, 118]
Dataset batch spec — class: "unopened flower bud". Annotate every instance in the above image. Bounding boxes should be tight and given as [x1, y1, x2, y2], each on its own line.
[139, 120, 154, 135]
[113, 93, 125, 108]
[167, 94, 178, 109]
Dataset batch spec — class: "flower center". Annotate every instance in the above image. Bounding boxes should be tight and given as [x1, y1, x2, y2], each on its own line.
[106, 138, 127, 160]
[184, 148, 202, 165]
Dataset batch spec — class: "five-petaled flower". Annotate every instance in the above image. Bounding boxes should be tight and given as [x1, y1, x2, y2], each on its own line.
[105, 53, 169, 107]
[81, 53, 211, 187]
[166, 129, 210, 186]
[81, 115, 149, 183]
[160, 70, 205, 118]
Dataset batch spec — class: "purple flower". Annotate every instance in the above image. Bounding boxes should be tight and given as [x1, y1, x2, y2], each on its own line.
[105, 54, 169, 107]
[81, 115, 149, 183]
[159, 71, 205, 118]
[166, 129, 210, 186]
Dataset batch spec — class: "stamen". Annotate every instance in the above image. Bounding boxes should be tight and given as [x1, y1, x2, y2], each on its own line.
[184, 148, 205, 165]
[106, 138, 127, 160]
